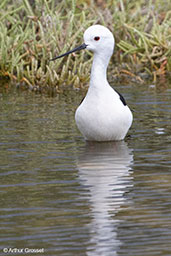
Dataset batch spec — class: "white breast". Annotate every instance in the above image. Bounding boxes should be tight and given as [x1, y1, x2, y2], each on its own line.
[75, 86, 133, 141]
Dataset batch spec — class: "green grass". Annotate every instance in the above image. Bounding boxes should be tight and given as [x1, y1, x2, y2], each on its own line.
[0, 0, 170, 91]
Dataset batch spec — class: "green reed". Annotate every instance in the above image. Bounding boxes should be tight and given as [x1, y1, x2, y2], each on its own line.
[0, 0, 170, 91]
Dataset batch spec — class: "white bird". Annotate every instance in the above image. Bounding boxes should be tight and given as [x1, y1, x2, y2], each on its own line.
[51, 25, 133, 141]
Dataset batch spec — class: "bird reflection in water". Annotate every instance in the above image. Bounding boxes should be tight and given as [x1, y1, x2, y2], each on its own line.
[77, 141, 133, 256]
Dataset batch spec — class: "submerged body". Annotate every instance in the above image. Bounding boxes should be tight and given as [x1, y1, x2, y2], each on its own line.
[51, 25, 133, 141]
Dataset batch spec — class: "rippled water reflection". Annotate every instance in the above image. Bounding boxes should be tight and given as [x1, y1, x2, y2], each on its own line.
[78, 141, 133, 256]
[0, 83, 171, 256]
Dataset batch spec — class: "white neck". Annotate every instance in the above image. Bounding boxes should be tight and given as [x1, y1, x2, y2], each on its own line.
[89, 52, 111, 90]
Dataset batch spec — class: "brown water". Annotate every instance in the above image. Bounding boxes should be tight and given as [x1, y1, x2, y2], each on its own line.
[0, 83, 171, 256]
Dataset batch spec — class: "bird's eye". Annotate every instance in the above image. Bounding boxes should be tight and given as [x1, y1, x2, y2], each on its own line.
[94, 36, 100, 41]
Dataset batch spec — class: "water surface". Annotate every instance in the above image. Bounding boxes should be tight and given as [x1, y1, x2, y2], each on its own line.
[0, 83, 171, 256]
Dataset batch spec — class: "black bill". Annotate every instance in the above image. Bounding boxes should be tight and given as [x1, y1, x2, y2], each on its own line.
[50, 43, 87, 61]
